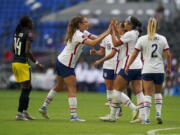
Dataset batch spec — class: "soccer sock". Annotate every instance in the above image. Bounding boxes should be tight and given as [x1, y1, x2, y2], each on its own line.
[154, 93, 162, 116]
[110, 90, 121, 117]
[23, 86, 31, 111]
[106, 89, 113, 106]
[120, 91, 137, 111]
[136, 92, 146, 120]
[18, 87, 31, 113]
[68, 97, 77, 117]
[144, 96, 152, 120]
[42, 89, 57, 107]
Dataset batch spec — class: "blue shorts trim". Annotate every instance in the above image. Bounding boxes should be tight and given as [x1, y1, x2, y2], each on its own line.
[142, 73, 164, 84]
[118, 69, 141, 81]
[55, 60, 75, 78]
[103, 69, 116, 80]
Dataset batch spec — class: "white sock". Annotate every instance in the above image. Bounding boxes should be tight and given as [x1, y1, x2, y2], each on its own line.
[120, 92, 137, 111]
[144, 96, 152, 120]
[68, 97, 77, 117]
[43, 89, 57, 107]
[154, 93, 162, 116]
[136, 92, 146, 120]
[110, 90, 121, 117]
[106, 89, 113, 108]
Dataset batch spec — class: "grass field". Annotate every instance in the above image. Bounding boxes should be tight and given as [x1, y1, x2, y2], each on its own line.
[0, 90, 180, 135]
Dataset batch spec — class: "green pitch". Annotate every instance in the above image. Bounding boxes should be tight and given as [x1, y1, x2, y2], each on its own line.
[0, 90, 180, 135]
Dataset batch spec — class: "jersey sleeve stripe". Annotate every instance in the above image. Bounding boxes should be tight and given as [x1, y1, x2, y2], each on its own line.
[82, 37, 88, 44]
[88, 34, 91, 38]
[112, 47, 118, 52]
[135, 48, 141, 51]
[163, 48, 169, 51]
[119, 39, 124, 44]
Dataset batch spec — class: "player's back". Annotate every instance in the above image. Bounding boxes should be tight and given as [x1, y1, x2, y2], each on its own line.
[137, 33, 169, 73]
[13, 29, 33, 63]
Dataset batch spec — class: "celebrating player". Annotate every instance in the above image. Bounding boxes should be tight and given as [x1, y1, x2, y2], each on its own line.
[39, 15, 112, 121]
[125, 17, 171, 124]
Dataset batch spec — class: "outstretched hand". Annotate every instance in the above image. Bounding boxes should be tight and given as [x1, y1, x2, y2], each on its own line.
[93, 60, 102, 67]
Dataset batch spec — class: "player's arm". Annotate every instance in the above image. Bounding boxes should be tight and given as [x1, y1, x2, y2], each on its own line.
[163, 49, 171, 75]
[125, 49, 140, 74]
[25, 40, 44, 70]
[84, 30, 110, 46]
[111, 26, 123, 47]
[84, 22, 112, 46]
[90, 47, 105, 56]
[89, 34, 98, 40]
[94, 49, 117, 66]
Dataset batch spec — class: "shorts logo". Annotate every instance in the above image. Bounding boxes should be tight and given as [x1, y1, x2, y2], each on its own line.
[104, 72, 107, 77]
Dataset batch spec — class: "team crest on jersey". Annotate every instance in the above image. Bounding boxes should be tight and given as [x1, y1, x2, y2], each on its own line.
[18, 33, 23, 37]
[107, 43, 112, 50]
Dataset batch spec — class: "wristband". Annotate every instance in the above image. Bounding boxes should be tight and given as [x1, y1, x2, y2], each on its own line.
[35, 61, 39, 65]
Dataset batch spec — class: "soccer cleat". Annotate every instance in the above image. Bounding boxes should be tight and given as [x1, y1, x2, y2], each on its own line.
[156, 116, 163, 124]
[132, 109, 139, 121]
[16, 113, 28, 121]
[130, 118, 142, 123]
[70, 116, 86, 122]
[39, 106, 49, 119]
[23, 111, 35, 120]
[99, 114, 116, 122]
[141, 119, 151, 124]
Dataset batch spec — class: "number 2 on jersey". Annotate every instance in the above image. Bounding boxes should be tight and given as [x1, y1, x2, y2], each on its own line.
[14, 37, 22, 55]
[151, 44, 158, 58]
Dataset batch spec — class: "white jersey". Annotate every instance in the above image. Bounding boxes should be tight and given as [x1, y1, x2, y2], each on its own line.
[115, 45, 126, 73]
[58, 30, 91, 68]
[100, 34, 118, 70]
[120, 30, 142, 69]
[135, 33, 169, 73]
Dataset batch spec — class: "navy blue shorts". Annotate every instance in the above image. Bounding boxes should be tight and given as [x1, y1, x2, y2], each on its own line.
[103, 69, 116, 80]
[55, 60, 75, 78]
[142, 73, 164, 84]
[118, 69, 141, 81]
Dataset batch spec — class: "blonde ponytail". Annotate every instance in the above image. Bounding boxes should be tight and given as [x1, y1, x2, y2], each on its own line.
[147, 18, 158, 40]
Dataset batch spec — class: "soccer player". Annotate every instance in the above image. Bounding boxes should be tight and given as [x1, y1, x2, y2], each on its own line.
[90, 21, 126, 118]
[39, 15, 112, 121]
[100, 16, 145, 122]
[125, 17, 171, 124]
[12, 16, 44, 120]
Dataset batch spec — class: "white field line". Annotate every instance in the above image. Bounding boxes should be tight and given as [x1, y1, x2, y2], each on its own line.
[147, 127, 180, 135]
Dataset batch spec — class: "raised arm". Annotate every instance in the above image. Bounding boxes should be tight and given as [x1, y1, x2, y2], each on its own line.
[84, 30, 110, 46]
[111, 26, 123, 47]
[125, 49, 139, 74]
[163, 49, 171, 75]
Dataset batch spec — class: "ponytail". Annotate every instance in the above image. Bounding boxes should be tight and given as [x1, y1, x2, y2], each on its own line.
[127, 16, 142, 35]
[147, 17, 158, 40]
[65, 16, 85, 43]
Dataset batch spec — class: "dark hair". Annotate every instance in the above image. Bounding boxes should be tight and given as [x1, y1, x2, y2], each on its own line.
[120, 21, 125, 28]
[15, 16, 33, 33]
[65, 15, 85, 43]
[128, 16, 142, 34]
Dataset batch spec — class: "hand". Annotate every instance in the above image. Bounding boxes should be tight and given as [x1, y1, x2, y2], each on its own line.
[90, 49, 96, 55]
[36, 63, 44, 71]
[166, 66, 171, 75]
[94, 60, 101, 67]
[124, 66, 129, 75]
